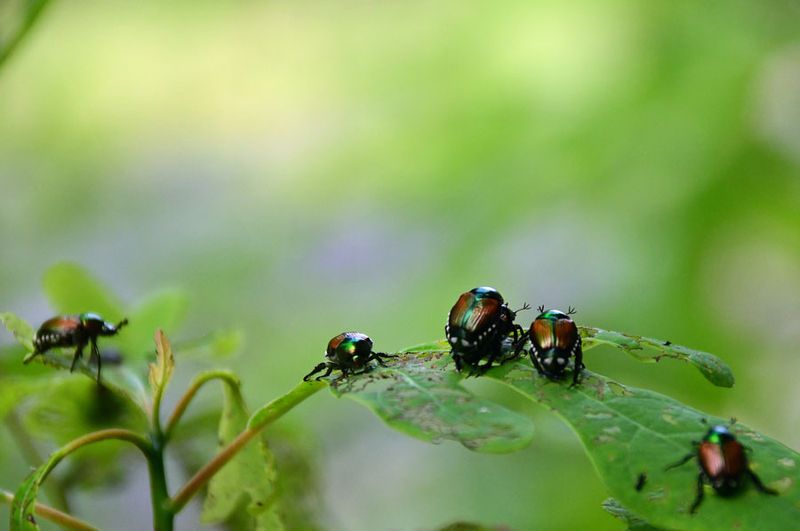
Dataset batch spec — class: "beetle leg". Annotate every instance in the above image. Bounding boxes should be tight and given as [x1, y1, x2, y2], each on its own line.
[373, 352, 397, 366]
[665, 452, 696, 471]
[320, 364, 338, 380]
[91, 338, 101, 383]
[528, 348, 545, 375]
[454, 355, 463, 373]
[508, 326, 527, 360]
[689, 473, 705, 514]
[473, 344, 502, 376]
[24, 348, 42, 364]
[70, 342, 85, 373]
[303, 362, 329, 381]
[747, 469, 778, 495]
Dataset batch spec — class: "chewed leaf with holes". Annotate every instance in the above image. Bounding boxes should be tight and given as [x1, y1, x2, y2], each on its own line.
[580, 327, 735, 388]
[488, 360, 800, 530]
[326, 349, 534, 453]
[203, 379, 282, 528]
[602, 498, 663, 530]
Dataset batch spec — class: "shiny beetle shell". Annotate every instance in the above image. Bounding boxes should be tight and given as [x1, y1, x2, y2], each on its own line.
[528, 308, 584, 385]
[326, 332, 374, 369]
[445, 287, 524, 375]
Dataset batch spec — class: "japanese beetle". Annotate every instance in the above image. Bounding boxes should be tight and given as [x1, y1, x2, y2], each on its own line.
[527, 306, 584, 386]
[665, 422, 778, 513]
[445, 287, 528, 375]
[29, 313, 129, 383]
[303, 332, 395, 381]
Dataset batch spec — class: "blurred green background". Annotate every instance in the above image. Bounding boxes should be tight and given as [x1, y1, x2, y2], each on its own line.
[1, 1, 799, 529]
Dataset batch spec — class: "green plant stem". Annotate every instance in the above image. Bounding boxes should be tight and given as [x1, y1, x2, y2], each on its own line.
[164, 370, 240, 441]
[147, 433, 172, 531]
[56, 428, 150, 460]
[169, 380, 324, 513]
[0, 0, 52, 71]
[0, 489, 97, 531]
[46, 429, 171, 530]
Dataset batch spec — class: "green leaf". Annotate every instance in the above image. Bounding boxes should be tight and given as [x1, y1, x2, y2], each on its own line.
[487, 360, 800, 531]
[268, 427, 324, 531]
[580, 326, 735, 388]
[325, 349, 535, 453]
[602, 498, 663, 530]
[9, 463, 46, 530]
[118, 289, 187, 363]
[0, 312, 34, 352]
[42, 262, 125, 323]
[202, 379, 282, 528]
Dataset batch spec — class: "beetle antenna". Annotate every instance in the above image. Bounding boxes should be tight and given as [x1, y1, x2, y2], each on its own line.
[729, 417, 737, 427]
[537, 305, 545, 313]
[117, 318, 129, 329]
[514, 302, 531, 314]
[567, 306, 577, 315]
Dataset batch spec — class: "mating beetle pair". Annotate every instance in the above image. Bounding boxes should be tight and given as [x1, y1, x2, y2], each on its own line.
[663, 421, 778, 513]
[445, 287, 584, 384]
[29, 313, 128, 382]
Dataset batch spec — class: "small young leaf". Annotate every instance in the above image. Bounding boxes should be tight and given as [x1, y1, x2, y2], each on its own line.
[202, 380, 282, 528]
[326, 350, 535, 454]
[42, 262, 125, 323]
[0, 315, 36, 367]
[0, 312, 35, 352]
[149, 330, 175, 405]
[580, 327, 735, 388]
[488, 360, 800, 530]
